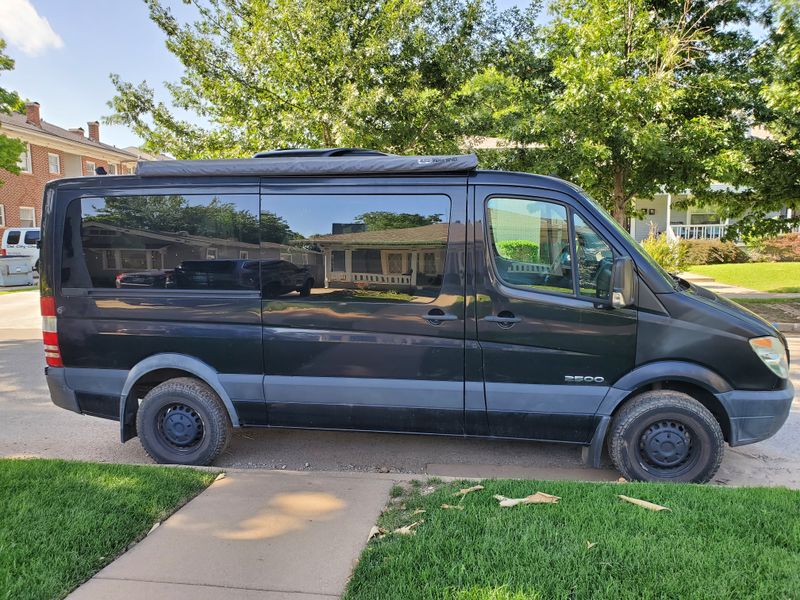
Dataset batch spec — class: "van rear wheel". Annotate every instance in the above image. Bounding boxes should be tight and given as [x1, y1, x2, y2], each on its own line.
[137, 377, 231, 466]
[608, 390, 724, 483]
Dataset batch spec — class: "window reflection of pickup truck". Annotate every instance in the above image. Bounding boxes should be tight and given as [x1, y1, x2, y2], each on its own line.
[162, 259, 314, 296]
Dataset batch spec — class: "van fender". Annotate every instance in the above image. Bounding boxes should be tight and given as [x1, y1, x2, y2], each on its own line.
[119, 353, 240, 442]
[582, 361, 733, 468]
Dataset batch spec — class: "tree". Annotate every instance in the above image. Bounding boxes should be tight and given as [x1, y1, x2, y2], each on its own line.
[704, 0, 800, 240]
[0, 38, 25, 182]
[106, 0, 504, 158]
[355, 211, 442, 230]
[469, 0, 762, 224]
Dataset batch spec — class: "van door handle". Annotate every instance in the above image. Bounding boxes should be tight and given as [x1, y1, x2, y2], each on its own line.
[483, 311, 521, 328]
[422, 309, 458, 325]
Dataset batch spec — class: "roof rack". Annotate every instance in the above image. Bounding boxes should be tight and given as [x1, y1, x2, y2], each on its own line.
[136, 153, 478, 178]
[253, 148, 391, 158]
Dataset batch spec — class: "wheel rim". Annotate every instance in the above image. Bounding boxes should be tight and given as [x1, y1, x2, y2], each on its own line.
[157, 403, 204, 450]
[636, 419, 699, 477]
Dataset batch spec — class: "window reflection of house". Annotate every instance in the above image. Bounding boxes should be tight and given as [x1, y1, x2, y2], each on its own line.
[313, 222, 448, 292]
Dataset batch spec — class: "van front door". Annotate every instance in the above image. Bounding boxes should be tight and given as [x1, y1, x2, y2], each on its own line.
[473, 186, 637, 442]
[259, 179, 467, 434]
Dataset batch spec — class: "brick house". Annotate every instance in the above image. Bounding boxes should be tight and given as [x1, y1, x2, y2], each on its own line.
[0, 102, 140, 234]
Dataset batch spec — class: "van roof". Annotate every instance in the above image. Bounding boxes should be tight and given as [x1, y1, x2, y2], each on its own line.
[136, 154, 478, 178]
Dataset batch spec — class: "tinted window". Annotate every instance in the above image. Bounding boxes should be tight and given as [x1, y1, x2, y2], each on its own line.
[574, 213, 614, 300]
[61, 194, 260, 290]
[24, 230, 40, 244]
[261, 194, 450, 302]
[5, 231, 20, 245]
[486, 197, 574, 295]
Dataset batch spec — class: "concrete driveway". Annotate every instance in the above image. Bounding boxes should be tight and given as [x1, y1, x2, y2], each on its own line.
[1, 290, 799, 486]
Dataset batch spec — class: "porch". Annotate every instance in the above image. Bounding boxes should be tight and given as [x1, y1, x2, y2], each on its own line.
[630, 192, 794, 242]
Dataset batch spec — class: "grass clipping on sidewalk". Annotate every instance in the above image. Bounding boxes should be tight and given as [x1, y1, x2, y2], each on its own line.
[0, 458, 216, 600]
[345, 478, 800, 600]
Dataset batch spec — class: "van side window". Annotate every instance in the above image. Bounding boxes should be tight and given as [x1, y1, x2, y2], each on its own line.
[261, 194, 450, 303]
[486, 197, 574, 295]
[24, 230, 40, 245]
[61, 195, 260, 291]
[573, 213, 614, 301]
[6, 231, 20, 245]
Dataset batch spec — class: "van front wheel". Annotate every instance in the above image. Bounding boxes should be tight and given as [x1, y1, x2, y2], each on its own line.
[137, 377, 231, 466]
[608, 390, 724, 483]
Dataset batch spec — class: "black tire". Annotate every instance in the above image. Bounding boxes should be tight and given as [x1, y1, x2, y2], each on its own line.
[137, 377, 232, 466]
[608, 390, 724, 483]
[298, 278, 313, 296]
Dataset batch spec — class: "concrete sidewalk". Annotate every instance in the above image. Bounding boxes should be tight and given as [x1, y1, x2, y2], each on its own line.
[68, 470, 398, 599]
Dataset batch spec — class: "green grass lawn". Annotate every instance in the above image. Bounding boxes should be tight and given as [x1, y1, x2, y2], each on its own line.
[345, 479, 800, 600]
[688, 262, 800, 293]
[0, 459, 215, 600]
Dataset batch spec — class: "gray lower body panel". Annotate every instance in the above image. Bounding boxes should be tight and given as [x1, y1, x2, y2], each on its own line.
[718, 382, 795, 446]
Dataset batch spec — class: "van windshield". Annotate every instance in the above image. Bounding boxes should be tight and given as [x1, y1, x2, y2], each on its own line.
[579, 190, 677, 290]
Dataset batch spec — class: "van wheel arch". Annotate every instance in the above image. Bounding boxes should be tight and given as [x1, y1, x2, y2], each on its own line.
[119, 354, 240, 443]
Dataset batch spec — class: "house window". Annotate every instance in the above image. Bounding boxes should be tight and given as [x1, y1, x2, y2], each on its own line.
[206, 248, 218, 260]
[85, 161, 96, 175]
[423, 252, 436, 274]
[17, 144, 32, 173]
[387, 253, 403, 274]
[239, 251, 249, 259]
[19, 207, 36, 227]
[0, 204, 4, 227]
[108, 164, 117, 175]
[48, 153, 61, 174]
[331, 250, 345, 271]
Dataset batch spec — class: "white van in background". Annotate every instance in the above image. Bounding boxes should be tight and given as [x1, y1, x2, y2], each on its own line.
[1, 228, 41, 272]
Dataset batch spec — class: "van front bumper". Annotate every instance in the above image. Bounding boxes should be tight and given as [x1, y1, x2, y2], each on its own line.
[718, 381, 795, 446]
[45, 367, 81, 414]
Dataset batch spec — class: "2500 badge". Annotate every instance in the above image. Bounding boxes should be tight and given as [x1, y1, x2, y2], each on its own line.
[564, 375, 605, 383]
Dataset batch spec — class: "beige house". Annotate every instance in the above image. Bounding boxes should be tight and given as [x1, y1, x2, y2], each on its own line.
[313, 223, 449, 291]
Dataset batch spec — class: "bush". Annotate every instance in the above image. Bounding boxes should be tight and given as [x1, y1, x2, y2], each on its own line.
[684, 239, 749, 265]
[640, 228, 688, 273]
[496, 240, 539, 263]
[758, 233, 800, 262]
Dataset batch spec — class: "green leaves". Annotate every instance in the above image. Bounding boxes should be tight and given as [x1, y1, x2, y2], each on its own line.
[0, 38, 25, 181]
[107, 0, 503, 158]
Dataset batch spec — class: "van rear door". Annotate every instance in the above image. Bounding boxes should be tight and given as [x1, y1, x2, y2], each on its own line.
[259, 177, 467, 434]
[472, 185, 637, 442]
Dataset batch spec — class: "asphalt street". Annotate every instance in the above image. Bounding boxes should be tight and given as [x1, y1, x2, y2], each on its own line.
[2, 290, 799, 486]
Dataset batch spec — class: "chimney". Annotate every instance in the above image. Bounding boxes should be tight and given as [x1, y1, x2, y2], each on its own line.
[69, 127, 85, 138]
[25, 102, 41, 126]
[87, 121, 100, 142]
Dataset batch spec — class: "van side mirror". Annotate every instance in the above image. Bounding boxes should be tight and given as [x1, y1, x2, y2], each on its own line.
[611, 256, 635, 308]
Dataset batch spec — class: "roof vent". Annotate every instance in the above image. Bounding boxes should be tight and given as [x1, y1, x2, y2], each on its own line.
[253, 148, 391, 158]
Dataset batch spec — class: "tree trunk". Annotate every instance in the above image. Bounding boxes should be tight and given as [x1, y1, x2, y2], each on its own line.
[612, 167, 627, 226]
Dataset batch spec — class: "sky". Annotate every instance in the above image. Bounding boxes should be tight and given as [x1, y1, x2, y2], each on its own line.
[0, 0, 536, 152]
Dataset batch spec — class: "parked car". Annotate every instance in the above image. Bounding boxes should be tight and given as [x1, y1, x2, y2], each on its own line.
[261, 259, 314, 297]
[39, 149, 793, 483]
[1, 227, 40, 271]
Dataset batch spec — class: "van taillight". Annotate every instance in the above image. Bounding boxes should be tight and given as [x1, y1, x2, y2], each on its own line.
[40, 296, 63, 367]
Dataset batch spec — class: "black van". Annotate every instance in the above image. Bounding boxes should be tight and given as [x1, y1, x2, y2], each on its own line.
[40, 150, 794, 483]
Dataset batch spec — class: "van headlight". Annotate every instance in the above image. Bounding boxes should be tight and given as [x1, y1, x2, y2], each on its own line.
[749, 336, 789, 379]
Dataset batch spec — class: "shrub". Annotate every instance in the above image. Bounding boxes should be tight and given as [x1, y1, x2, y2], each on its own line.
[640, 227, 688, 273]
[496, 240, 539, 263]
[758, 233, 800, 262]
[684, 239, 749, 265]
